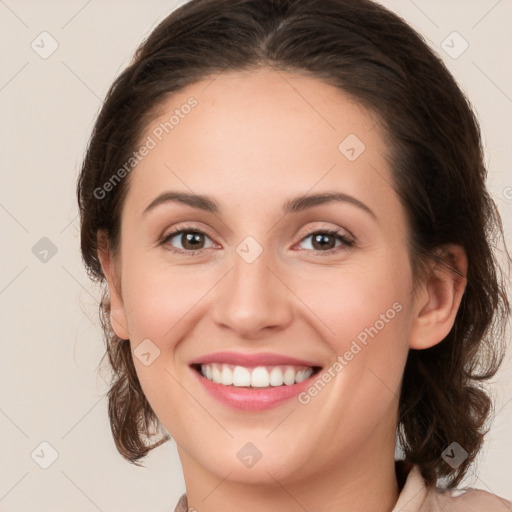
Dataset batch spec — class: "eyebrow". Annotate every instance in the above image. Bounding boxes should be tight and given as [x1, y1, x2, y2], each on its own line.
[143, 191, 376, 219]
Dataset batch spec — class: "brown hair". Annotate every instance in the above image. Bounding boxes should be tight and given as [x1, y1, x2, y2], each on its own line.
[77, 0, 510, 487]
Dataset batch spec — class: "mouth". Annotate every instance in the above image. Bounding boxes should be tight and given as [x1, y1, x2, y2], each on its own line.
[191, 363, 322, 388]
[189, 354, 323, 411]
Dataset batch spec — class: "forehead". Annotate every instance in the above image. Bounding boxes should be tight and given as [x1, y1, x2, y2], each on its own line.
[124, 68, 398, 220]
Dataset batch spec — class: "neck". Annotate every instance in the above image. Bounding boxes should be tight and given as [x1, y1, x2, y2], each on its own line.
[178, 417, 400, 512]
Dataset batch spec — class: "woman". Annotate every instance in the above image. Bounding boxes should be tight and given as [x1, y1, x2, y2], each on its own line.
[77, 0, 511, 510]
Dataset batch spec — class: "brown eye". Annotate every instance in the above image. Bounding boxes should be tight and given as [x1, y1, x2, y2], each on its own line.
[297, 229, 354, 254]
[311, 233, 337, 250]
[162, 228, 215, 254]
[179, 232, 206, 250]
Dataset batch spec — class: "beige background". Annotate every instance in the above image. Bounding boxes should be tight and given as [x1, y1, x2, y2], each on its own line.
[0, 1, 511, 510]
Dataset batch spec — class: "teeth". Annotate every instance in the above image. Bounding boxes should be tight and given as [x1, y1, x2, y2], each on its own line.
[221, 364, 233, 385]
[269, 366, 284, 386]
[251, 367, 269, 387]
[232, 365, 251, 386]
[283, 367, 296, 385]
[199, 363, 314, 388]
[211, 364, 222, 384]
[295, 369, 308, 383]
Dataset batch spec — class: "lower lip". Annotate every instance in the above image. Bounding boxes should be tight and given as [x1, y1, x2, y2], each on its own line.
[192, 367, 318, 411]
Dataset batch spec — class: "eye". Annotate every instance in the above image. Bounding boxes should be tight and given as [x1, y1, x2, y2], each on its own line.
[296, 228, 354, 255]
[161, 226, 216, 255]
[160, 225, 355, 256]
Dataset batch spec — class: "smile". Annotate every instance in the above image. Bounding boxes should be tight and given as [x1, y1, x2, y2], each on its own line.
[190, 357, 322, 411]
[196, 363, 318, 388]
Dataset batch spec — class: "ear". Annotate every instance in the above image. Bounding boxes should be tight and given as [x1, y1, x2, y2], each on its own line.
[97, 231, 130, 340]
[409, 245, 468, 350]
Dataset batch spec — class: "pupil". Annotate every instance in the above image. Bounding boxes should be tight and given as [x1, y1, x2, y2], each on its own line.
[314, 233, 334, 250]
[184, 232, 203, 249]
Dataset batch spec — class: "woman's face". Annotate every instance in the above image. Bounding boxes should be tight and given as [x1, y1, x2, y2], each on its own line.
[107, 68, 421, 485]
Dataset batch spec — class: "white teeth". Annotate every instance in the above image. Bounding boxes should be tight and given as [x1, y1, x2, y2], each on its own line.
[233, 365, 251, 386]
[251, 366, 269, 387]
[221, 364, 233, 386]
[199, 363, 314, 388]
[283, 367, 296, 385]
[269, 366, 284, 386]
[211, 364, 222, 384]
[295, 369, 308, 383]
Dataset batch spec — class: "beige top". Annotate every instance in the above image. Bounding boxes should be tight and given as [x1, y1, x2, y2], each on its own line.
[172, 463, 511, 511]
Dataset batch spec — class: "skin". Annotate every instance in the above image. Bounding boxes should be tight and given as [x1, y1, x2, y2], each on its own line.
[99, 68, 467, 512]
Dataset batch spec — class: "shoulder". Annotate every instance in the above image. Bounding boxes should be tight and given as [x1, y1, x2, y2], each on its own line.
[425, 486, 512, 511]
[393, 463, 512, 512]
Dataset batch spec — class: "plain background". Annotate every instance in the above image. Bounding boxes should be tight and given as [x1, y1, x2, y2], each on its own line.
[0, 1, 511, 510]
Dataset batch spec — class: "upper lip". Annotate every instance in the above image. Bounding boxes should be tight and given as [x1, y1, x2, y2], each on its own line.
[189, 351, 322, 368]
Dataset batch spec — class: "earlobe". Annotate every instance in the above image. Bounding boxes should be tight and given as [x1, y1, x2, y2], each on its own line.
[97, 232, 130, 340]
[409, 245, 468, 350]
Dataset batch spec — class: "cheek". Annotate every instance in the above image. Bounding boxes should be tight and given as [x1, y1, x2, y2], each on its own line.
[120, 261, 208, 425]
[290, 257, 411, 346]
[121, 259, 206, 341]
[290, 255, 412, 413]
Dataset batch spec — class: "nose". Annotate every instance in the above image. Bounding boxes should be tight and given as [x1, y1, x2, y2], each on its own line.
[210, 247, 295, 340]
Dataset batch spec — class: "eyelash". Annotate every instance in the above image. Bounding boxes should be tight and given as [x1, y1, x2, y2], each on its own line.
[159, 225, 355, 257]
